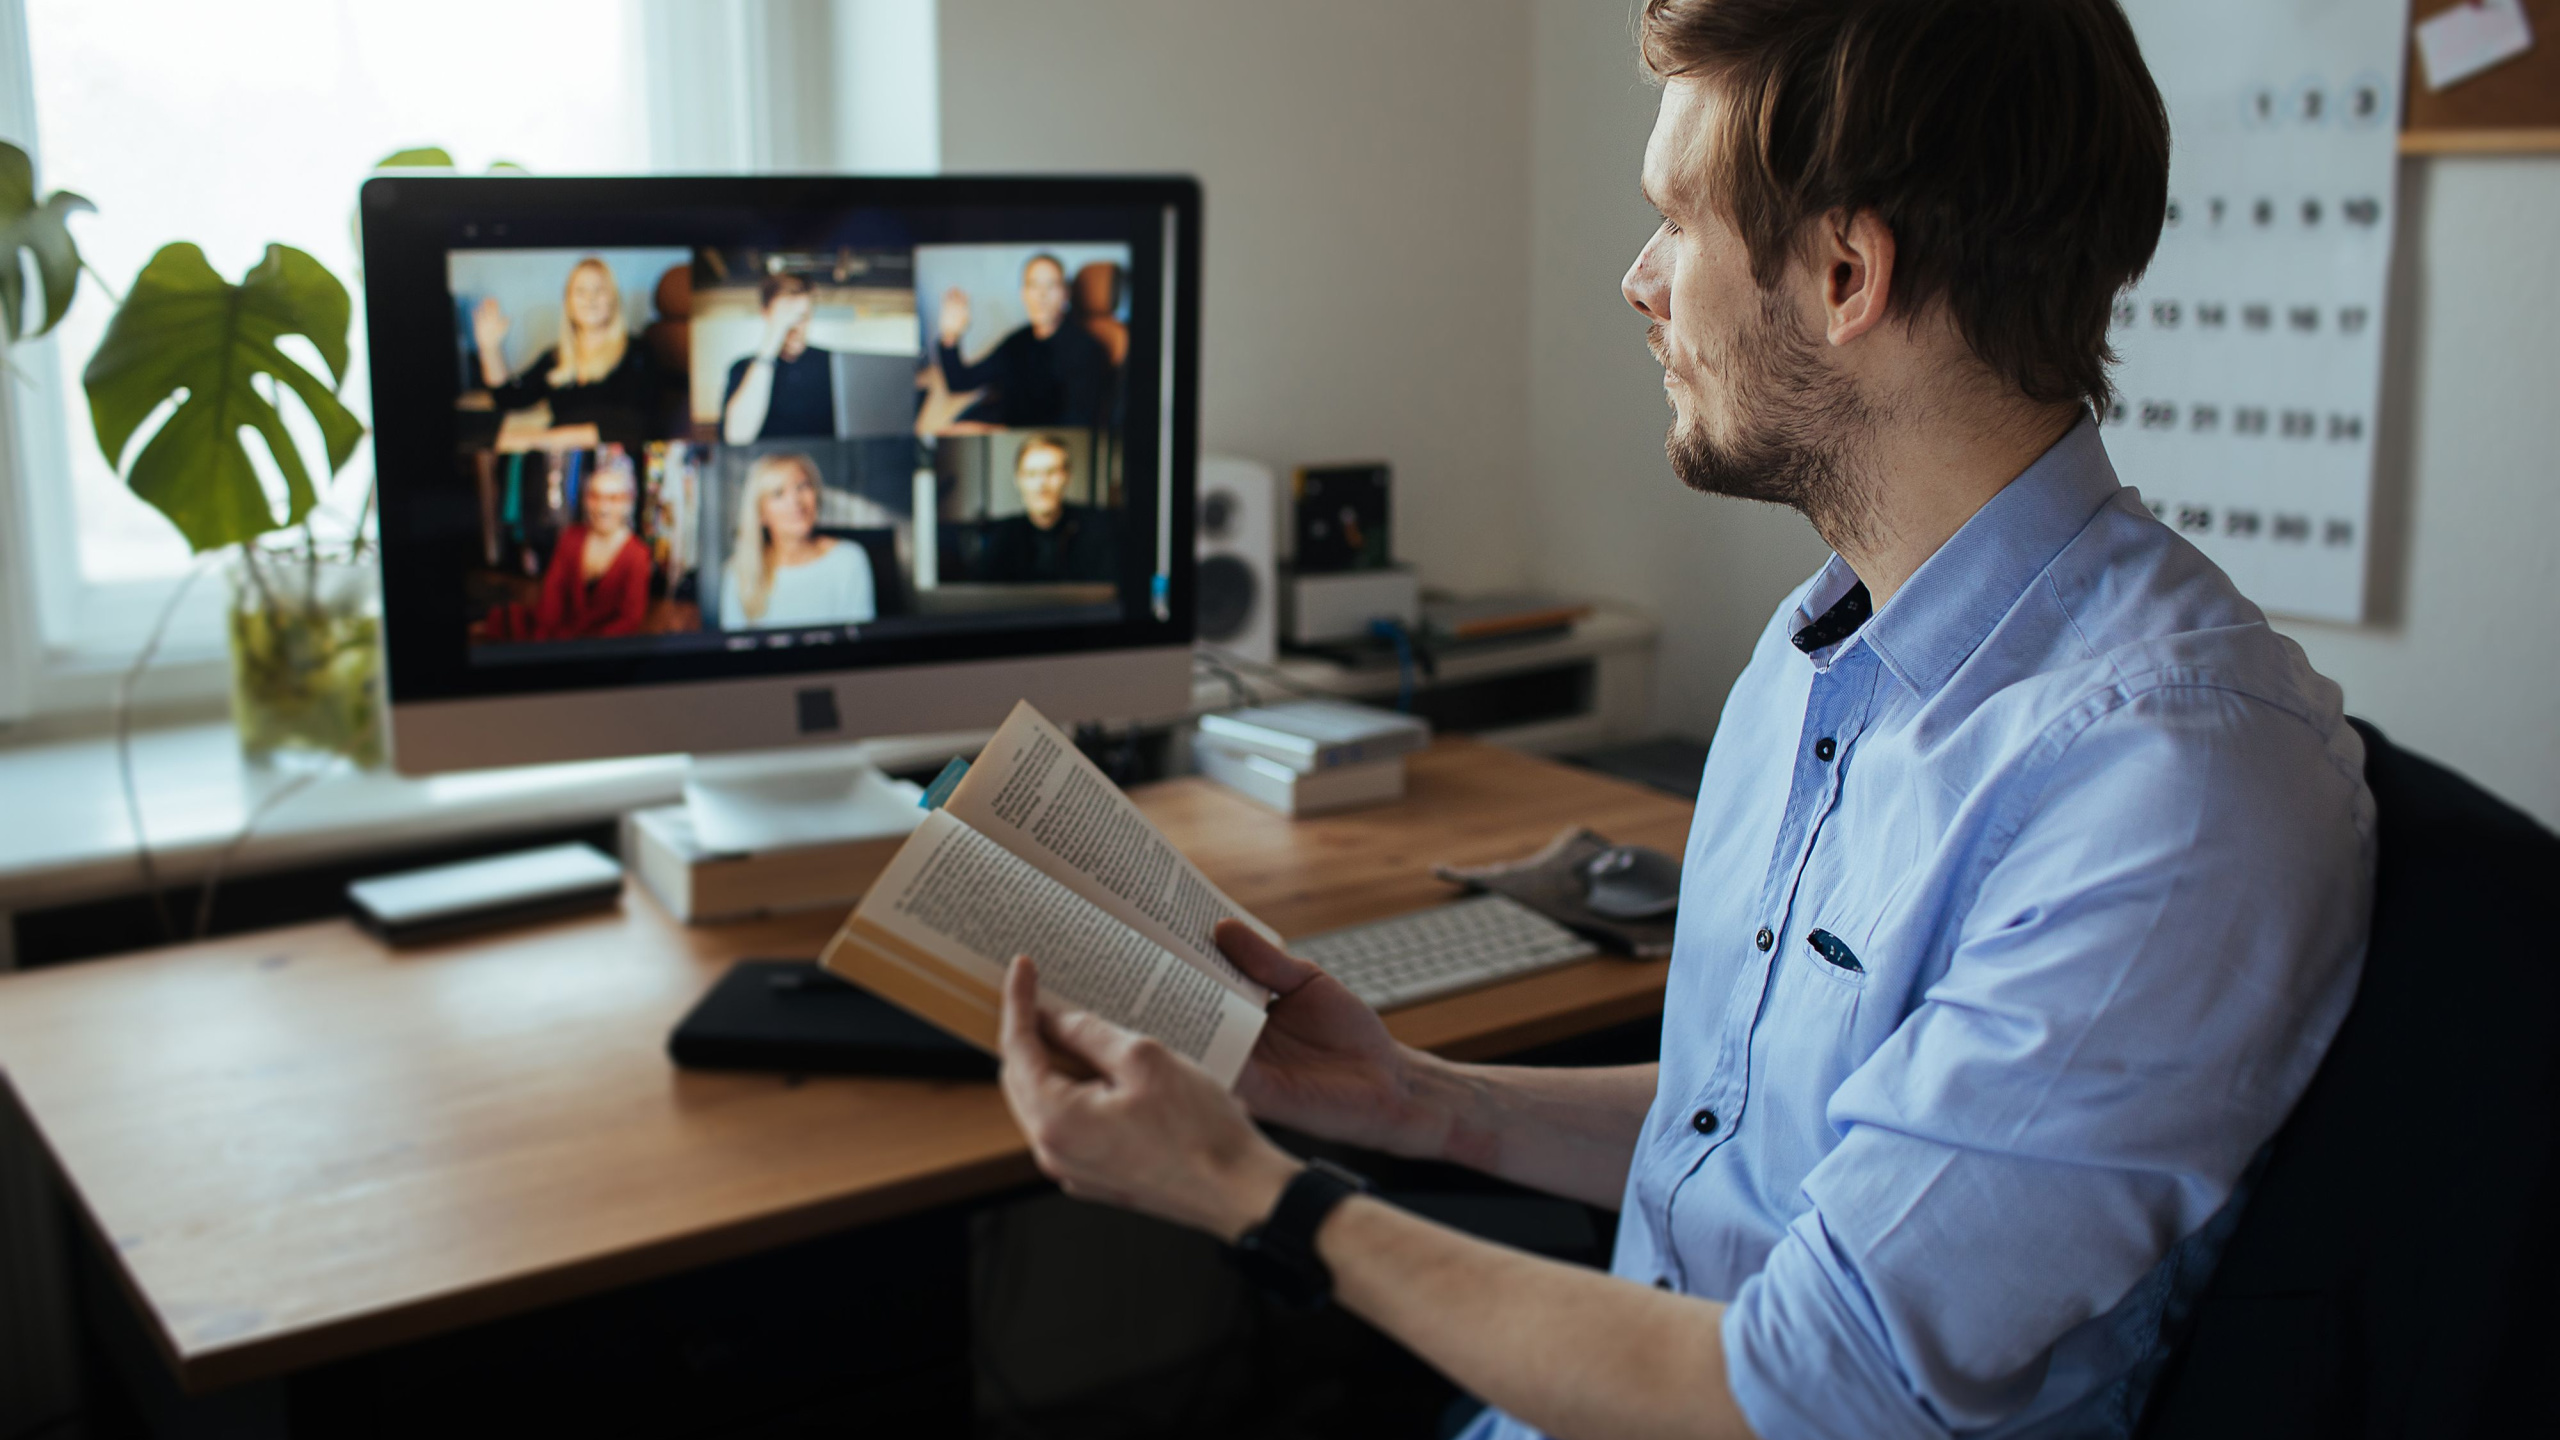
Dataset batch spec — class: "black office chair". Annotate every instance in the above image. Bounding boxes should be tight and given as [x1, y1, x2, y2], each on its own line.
[814, 526, 906, 618]
[2137, 720, 2560, 1437]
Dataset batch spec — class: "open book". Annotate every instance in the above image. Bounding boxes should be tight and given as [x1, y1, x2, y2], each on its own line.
[820, 702, 1278, 1087]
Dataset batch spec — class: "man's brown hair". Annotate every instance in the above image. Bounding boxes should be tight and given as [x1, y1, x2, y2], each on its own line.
[759, 271, 814, 309]
[1640, 0, 2168, 415]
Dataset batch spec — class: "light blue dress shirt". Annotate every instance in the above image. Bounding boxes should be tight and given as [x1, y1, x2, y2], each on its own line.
[1471, 419, 2374, 1439]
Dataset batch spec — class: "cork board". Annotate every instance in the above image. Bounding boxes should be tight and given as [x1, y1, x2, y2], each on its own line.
[2402, 0, 2560, 152]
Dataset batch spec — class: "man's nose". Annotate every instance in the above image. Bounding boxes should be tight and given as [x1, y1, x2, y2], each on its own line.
[1623, 237, 1670, 322]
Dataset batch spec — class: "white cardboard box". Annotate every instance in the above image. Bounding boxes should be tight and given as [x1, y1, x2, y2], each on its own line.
[622, 804, 906, 923]
[1283, 566, 1421, 645]
[1194, 741, 1406, 816]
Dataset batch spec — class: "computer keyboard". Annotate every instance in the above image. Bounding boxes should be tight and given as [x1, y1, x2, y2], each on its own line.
[1293, 895, 1598, 1011]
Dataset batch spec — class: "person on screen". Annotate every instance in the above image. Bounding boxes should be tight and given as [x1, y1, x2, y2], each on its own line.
[982, 434, 1117, 584]
[529, 450, 652, 640]
[473, 257, 660, 448]
[721, 274, 838, 443]
[930, 254, 1113, 429]
[720, 452, 876, 628]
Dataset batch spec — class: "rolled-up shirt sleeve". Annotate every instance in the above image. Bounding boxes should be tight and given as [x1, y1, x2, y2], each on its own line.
[1722, 684, 2372, 1438]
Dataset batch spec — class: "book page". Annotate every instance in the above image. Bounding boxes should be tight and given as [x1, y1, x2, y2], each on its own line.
[825, 809, 1266, 1087]
[943, 702, 1277, 1003]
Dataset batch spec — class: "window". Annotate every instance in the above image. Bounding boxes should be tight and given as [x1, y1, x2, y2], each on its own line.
[0, 0, 938, 721]
[29, 0, 652, 589]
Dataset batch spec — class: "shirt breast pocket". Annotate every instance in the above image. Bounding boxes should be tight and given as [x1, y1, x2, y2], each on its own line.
[1754, 915, 1881, 1154]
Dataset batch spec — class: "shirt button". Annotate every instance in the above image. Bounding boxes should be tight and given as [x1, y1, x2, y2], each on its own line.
[1654, 1276, 1675, 1290]
[1814, 736, 1836, 762]
[1691, 1108, 1719, 1135]
[1754, 927, 1773, 951]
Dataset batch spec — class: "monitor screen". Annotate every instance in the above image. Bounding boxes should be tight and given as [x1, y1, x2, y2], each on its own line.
[360, 176, 1198, 726]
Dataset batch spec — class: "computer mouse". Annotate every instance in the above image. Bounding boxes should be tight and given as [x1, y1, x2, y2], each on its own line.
[1583, 845, 1681, 920]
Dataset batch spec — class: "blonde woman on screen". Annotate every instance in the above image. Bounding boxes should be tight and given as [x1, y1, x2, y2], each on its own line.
[473, 256, 660, 447]
[720, 452, 876, 629]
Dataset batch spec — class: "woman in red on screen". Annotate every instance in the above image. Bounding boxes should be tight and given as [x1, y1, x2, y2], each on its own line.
[474, 257, 660, 448]
[528, 452, 653, 640]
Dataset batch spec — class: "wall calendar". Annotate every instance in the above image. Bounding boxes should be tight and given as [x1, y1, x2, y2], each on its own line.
[2108, 0, 2411, 623]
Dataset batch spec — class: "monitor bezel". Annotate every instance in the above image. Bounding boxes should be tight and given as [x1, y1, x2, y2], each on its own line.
[359, 172, 1201, 726]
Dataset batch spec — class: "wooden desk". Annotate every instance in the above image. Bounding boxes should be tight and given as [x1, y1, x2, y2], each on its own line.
[0, 740, 1689, 1393]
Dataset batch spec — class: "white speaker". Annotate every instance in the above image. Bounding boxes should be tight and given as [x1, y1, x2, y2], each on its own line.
[1195, 454, 1279, 664]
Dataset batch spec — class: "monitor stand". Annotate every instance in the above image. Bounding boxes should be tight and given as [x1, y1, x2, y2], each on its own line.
[681, 745, 928, 855]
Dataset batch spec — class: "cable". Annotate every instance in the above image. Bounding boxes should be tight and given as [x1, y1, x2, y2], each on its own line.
[1190, 649, 1257, 709]
[1368, 618, 1419, 713]
[192, 762, 332, 940]
[1193, 643, 1336, 701]
[113, 552, 221, 944]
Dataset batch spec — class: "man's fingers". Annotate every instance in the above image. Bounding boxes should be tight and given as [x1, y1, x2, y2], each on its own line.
[1046, 1005, 1155, 1080]
[1216, 919, 1323, 996]
[997, 956, 1065, 1114]
[998, 955, 1040, 1056]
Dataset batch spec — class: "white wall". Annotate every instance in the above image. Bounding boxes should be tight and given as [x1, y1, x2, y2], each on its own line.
[2275, 158, 2560, 829]
[937, 0, 1537, 594]
[1522, 0, 1832, 740]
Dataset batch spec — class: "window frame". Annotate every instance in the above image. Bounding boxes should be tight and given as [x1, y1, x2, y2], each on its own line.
[0, 0, 939, 729]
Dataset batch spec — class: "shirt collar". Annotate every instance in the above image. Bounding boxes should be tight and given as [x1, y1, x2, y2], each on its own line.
[1796, 415, 2123, 696]
[1787, 567, 1871, 662]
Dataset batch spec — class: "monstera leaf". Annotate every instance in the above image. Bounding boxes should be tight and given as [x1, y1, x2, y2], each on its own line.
[371, 146, 526, 174]
[0, 139, 94, 342]
[373, 145, 456, 170]
[82, 243, 366, 553]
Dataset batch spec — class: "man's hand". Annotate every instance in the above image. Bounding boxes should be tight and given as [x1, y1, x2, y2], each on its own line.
[996, 953, 1746, 1438]
[998, 956, 1302, 1241]
[936, 286, 972, 347]
[1219, 920, 1659, 1204]
[757, 291, 815, 359]
[1217, 920, 1452, 1159]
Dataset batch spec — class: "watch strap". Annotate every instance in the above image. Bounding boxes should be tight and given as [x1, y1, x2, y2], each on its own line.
[1233, 1158, 1369, 1309]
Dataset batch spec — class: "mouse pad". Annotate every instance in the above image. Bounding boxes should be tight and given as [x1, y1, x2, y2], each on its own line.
[668, 959, 997, 1080]
[1433, 827, 1678, 959]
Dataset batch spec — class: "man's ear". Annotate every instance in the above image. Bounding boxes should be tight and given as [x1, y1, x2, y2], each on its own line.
[1815, 208, 1896, 348]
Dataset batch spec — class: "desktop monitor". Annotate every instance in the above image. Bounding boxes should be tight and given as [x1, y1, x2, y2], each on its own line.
[360, 175, 1201, 781]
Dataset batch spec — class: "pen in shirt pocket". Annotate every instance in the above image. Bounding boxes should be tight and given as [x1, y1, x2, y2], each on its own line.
[1805, 928, 1864, 974]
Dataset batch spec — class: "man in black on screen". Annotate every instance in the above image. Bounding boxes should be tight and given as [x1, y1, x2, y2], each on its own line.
[721, 273, 835, 443]
[982, 433, 1117, 584]
[932, 254, 1113, 428]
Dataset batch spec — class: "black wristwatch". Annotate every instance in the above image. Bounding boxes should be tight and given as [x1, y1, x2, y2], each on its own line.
[1230, 1158, 1370, 1311]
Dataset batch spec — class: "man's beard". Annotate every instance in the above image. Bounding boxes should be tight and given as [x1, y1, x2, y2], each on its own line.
[1652, 291, 1882, 552]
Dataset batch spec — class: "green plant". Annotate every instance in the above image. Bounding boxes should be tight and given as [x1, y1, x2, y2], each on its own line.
[17, 141, 511, 778]
[372, 145, 526, 174]
[83, 242, 365, 552]
[0, 139, 92, 345]
[11, 136, 495, 932]
[59, 141, 390, 780]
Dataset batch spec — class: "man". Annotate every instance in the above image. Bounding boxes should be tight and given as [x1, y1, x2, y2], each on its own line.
[982, 433, 1118, 584]
[991, 2, 2374, 1437]
[721, 273, 834, 443]
[931, 253, 1114, 428]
